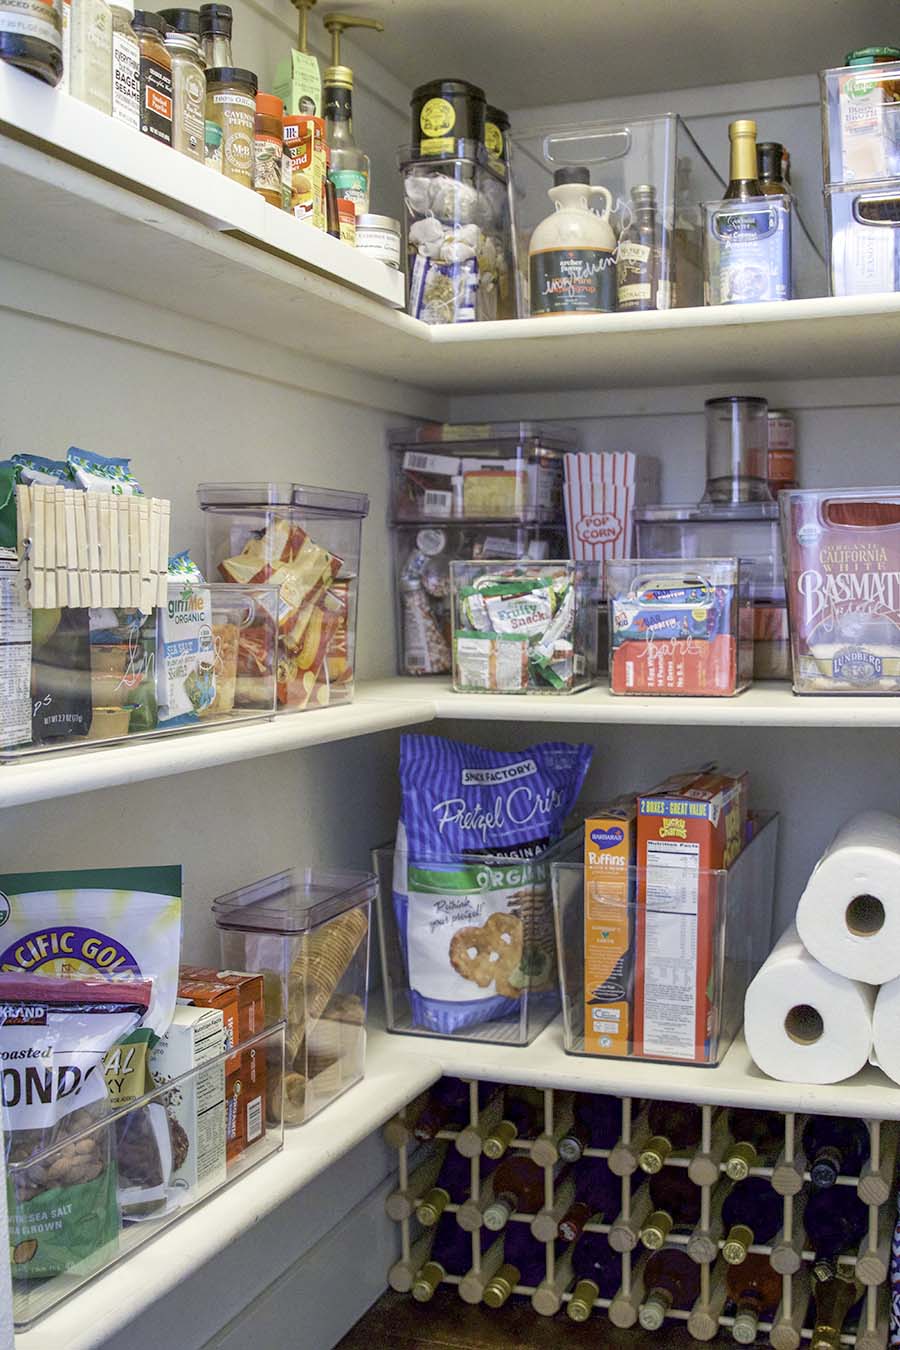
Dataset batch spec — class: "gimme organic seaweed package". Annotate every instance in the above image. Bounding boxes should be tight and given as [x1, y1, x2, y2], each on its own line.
[395, 734, 592, 1034]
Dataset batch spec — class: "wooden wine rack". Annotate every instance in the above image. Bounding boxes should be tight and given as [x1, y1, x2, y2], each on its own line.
[384, 1082, 897, 1347]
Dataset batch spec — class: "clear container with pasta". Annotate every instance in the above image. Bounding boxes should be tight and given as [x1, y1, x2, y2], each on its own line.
[212, 868, 374, 1125]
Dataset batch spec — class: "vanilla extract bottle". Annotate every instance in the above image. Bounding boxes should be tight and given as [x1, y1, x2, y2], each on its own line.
[616, 184, 673, 311]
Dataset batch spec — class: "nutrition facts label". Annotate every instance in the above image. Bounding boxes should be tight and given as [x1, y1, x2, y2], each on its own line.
[643, 840, 700, 1058]
[0, 551, 31, 750]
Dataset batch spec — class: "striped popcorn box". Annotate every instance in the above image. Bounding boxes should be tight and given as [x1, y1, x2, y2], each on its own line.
[564, 453, 638, 581]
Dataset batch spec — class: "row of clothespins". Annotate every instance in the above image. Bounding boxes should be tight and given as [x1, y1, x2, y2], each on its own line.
[16, 486, 172, 612]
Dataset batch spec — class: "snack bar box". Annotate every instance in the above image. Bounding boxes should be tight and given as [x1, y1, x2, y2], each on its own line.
[198, 482, 369, 713]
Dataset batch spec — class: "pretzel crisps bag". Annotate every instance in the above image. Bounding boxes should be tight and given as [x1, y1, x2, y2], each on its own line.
[1, 972, 151, 1279]
[395, 734, 592, 1033]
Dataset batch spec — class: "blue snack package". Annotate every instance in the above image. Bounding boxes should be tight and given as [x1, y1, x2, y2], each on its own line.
[11, 453, 73, 486]
[395, 734, 592, 1034]
[67, 447, 143, 495]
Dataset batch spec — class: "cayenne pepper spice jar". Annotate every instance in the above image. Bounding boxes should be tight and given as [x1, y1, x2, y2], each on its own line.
[206, 66, 257, 187]
[133, 10, 173, 145]
[254, 91, 284, 208]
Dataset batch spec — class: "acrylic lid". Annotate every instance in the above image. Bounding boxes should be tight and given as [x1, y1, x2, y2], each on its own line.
[212, 867, 377, 933]
[845, 46, 900, 66]
[388, 421, 577, 454]
[197, 482, 370, 517]
[634, 501, 779, 523]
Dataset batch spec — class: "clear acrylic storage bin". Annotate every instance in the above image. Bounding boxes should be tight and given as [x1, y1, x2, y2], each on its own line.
[607, 557, 754, 697]
[212, 868, 374, 1125]
[388, 422, 573, 523]
[373, 829, 581, 1046]
[393, 522, 567, 676]
[511, 113, 724, 314]
[1, 580, 278, 760]
[703, 195, 792, 304]
[450, 559, 601, 694]
[198, 482, 368, 712]
[821, 57, 900, 186]
[400, 141, 515, 323]
[826, 181, 900, 294]
[552, 812, 778, 1066]
[10, 1021, 285, 1327]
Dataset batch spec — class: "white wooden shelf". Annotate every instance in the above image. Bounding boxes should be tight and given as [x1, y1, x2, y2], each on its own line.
[6, 62, 900, 394]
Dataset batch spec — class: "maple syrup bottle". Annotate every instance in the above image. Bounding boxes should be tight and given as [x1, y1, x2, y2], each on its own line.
[638, 1244, 702, 1330]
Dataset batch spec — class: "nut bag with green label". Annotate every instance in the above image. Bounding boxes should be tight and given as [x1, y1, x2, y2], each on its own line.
[1, 972, 151, 1280]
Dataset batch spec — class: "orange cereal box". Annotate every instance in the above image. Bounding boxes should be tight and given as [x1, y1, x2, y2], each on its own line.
[583, 799, 637, 1056]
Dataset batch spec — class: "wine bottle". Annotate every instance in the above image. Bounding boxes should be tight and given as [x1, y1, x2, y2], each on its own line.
[641, 1169, 701, 1250]
[805, 1187, 869, 1273]
[418, 1146, 472, 1226]
[412, 1078, 469, 1142]
[724, 1108, 784, 1181]
[483, 1088, 543, 1160]
[456, 1082, 504, 1158]
[802, 1117, 870, 1189]
[810, 1264, 864, 1350]
[639, 1100, 703, 1173]
[558, 1092, 622, 1162]
[721, 1177, 783, 1264]
[483, 1155, 546, 1231]
[385, 1141, 449, 1221]
[558, 1159, 620, 1243]
[482, 1223, 547, 1307]
[723, 119, 762, 201]
[566, 1231, 622, 1322]
[726, 1251, 784, 1344]
[638, 1244, 702, 1330]
[411, 1213, 473, 1302]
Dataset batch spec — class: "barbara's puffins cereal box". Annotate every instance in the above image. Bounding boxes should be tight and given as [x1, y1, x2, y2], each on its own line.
[634, 769, 747, 1062]
[583, 798, 637, 1056]
[781, 488, 900, 692]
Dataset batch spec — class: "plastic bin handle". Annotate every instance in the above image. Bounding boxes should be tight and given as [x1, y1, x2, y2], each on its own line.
[852, 191, 900, 226]
[542, 127, 633, 167]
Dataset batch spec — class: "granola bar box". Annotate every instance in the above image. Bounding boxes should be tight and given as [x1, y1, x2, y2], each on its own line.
[781, 487, 900, 693]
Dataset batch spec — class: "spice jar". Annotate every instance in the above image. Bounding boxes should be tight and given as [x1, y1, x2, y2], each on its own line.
[206, 66, 257, 187]
[133, 11, 173, 146]
[199, 0, 229, 67]
[110, 0, 140, 128]
[355, 214, 400, 268]
[165, 25, 204, 160]
[254, 91, 285, 208]
[0, 0, 63, 84]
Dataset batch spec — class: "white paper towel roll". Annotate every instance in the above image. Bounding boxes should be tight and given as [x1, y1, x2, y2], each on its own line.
[796, 810, 900, 983]
[872, 976, 900, 1084]
[744, 923, 875, 1084]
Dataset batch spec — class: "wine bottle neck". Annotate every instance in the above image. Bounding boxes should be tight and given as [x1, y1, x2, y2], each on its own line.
[725, 1141, 757, 1181]
[483, 1262, 519, 1308]
[639, 1134, 671, 1173]
[639, 1287, 674, 1331]
[723, 1223, 754, 1265]
[567, 1278, 599, 1322]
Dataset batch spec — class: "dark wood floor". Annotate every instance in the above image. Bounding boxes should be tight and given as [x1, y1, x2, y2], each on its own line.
[336, 1288, 733, 1348]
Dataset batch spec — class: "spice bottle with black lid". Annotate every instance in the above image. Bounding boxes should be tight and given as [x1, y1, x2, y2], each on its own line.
[0, 0, 63, 84]
[164, 20, 205, 160]
[411, 78, 485, 158]
[133, 10, 174, 145]
[199, 0, 229, 67]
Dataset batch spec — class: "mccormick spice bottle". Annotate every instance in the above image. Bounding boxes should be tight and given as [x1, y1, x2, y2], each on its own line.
[133, 11, 173, 145]
[254, 92, 285, 208]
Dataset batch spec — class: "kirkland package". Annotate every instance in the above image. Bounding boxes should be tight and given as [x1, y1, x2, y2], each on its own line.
[390, 734, 592, 1036]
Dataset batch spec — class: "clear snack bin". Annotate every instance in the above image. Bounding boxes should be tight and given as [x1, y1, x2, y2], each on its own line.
[212, 868, 374, 1125]
[373, 828, 581, 1047]
[388, 421, 574, 523]
[821, 56, 900, 186]
[450, 559, 601, 694]
[511, 113, 724, 314]
[781, 486, 900, 693]
[9, 1021, 285, 1327]
[826, 181, 900, 294]
[703, 195, 792, 304]
[1, 580, 278, 760]
[393, 521, 567, 676]
[198, 482, 368, 712]
[607, 558, 754, 696]
[552, 812, 779, 1065]
[400, 141, 515, 323]
[634, 503, 788, 680]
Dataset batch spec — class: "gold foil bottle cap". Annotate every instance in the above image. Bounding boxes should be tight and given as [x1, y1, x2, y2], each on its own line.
[411, 1261, 443, 1303]
[324, 63, 352, 87]
[484, 1119, 517, 1160]
[725, 1141, 757, 1181]
[567, 1278, 599, 1322]
[722, 1222, 754, 1264]
[641, 1209, 673, 1250]
[482, 1263, 518, 1308]
[730, 119, 758, 139]
[417, 1186, 449, 1227]
[639, 1135, 672, 1173]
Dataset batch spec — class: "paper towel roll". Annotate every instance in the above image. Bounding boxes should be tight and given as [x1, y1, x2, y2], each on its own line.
[796, 810, 900, 983]
[744, 923, 875, 1084]
[872, 976, 900, 1084]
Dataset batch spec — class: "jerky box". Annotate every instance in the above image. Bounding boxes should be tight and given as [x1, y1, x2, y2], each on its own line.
[633, 769, 748, 1062]
[607, 558, 754, 697]
[177, 967, 266, 1162]
[149, 1004, 227, 1201]
[582, 798, 637, 1057]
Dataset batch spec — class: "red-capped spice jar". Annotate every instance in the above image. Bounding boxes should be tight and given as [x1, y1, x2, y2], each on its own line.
[254, 91, 284, 209]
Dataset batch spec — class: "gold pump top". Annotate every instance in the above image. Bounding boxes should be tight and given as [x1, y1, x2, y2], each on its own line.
[290, 0, 316, 53]
[323, 10, 384, 68]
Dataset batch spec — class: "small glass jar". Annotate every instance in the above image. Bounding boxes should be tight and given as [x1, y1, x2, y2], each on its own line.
[110, 0, 140, 129]
[0, 0, 63, 84]
[206, 66, 257, 187]
[132, 10, 173, 146]
[254, 91, 285, 208]
[355, 214, 401, 267]
[199, 0, 230, 67]
[702, 396, 772, 504]
[165, 27, 205, 161]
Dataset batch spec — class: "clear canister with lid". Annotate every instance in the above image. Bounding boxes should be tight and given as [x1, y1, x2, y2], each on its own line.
[355, 214, 401, 267]
[198, 0, 230, 66]
[206, 66, 258, 187]
[133, 10, 173, 145]
[254, 92, 285, 208]
[702, 395, 772, 504]
[164, 16, 205, 161]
